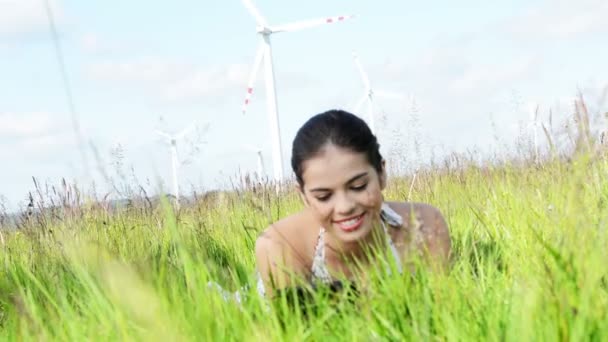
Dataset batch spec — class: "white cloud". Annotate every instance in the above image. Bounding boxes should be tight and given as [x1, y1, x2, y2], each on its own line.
[373, 0, 607, 99]
[161, 63, 249, 102]
[0, 112, 56, 137]
[86, 57, 190, 83]
[0, 111, 73, 158]
[19, 132, 72, 154]
[78, 32, 152, 59]
[375, 39, 475, 85]
[80, 33, 115, 54]
[87, 57, 247, 101]
[449, 56, 540, 95]
[373, 42, 540, 103]
[86, 56, 315, 103]
[507, 0, 608, 39]
[0, 0, 62, 38]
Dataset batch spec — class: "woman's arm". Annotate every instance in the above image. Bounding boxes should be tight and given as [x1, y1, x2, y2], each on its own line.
[396, 202, 452, 271]
[254, 229, 307, 298]
[419, 204, 452, 270]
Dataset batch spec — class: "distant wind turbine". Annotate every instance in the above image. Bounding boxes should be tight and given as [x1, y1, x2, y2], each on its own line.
[156, 122, 197, 206]
[352, 51, 406, 134]
[243, 144, 266, 180]
[527, 103, 540, 163]
[241, 0, 354, 182]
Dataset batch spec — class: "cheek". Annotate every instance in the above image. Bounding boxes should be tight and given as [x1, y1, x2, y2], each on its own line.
[361, 187, 385, 213]
[308, 201, 333, 221]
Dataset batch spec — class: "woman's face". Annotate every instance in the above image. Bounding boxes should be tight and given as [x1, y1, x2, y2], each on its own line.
[299, 143, 386, 245]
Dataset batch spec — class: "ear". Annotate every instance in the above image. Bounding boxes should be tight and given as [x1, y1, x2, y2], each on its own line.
[379, 159, 387, 190]
[296, 183, 310, 207]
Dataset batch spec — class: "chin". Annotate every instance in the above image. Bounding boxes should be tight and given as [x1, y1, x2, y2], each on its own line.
[333, 227, 373, 245]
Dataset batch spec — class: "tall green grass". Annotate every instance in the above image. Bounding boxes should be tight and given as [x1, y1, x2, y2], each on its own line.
[1, 150, 607, 341]
[1, 97, 608, 340]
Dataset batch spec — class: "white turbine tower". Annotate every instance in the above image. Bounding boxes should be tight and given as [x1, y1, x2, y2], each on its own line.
[156, 122, 197, 206]
[352, 51, 406, 134]
[528, 103, 540, 163]
[241, 0, 354, 182]
[243, 144, 266, 180]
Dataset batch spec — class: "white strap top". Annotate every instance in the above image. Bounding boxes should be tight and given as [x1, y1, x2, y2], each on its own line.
[257, 203, 403, 298]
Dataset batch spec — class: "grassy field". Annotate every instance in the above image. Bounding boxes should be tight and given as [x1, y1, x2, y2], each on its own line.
[1, 119, 607, 340]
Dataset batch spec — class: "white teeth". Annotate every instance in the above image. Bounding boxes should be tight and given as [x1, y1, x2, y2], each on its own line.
[336, 214, 363, 229]
[343, 218, 358, 225]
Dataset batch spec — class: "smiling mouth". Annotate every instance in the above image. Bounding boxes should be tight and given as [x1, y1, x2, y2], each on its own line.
[333, 212, 366, 232]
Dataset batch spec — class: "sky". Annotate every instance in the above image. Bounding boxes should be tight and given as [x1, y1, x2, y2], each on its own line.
[1, 0, 607, 211]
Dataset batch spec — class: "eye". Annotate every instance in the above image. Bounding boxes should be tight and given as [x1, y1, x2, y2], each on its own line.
[315, 191, 331, 202]
[351, 183, 368, 191]
[315, 193, 331, 202]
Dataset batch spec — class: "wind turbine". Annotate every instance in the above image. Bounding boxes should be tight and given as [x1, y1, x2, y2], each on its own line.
[527, 103, 540, 163]
[243, 144, 266, 180]
[156, 122, 197, 206]
[352, 51, 407, 134]
[241, 0, 354, 182]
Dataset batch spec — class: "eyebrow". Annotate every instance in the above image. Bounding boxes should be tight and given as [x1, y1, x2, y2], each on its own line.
[309, 172, 369, 193]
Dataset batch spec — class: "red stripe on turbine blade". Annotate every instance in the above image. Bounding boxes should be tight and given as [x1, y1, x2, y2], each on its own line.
[247, 88, 253, 94]
[245, 99, 249, 104]
[338, 16, 344, 20]
[326, 18, 333, 23]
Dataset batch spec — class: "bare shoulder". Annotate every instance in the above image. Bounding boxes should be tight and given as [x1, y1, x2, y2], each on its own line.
[385, 201, 452, 269]
[255, 210, 311, 252]
[386, 201, 446, 223]
[255, 212, 301, 263]
[254, 210, 315, 294]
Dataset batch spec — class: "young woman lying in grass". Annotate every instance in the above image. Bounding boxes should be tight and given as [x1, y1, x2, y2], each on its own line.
[254, 109, 452, 302]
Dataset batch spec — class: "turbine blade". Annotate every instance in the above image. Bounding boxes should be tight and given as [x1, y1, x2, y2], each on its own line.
[242, 143, 260, 152]
[242, 0, 268, 26]
[528, 103, 538, 121]
[353, 93, 367, 114]
[353, 52, 371, 91]
[272, 14, 354, 33]
[155, 130, 172, 140]
[242, 43, 265, 114]
[375, 90, 404, 100]
[176, 122, 196, 139]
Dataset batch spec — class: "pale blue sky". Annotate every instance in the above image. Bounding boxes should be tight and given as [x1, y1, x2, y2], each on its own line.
[1, 0, 607, 211]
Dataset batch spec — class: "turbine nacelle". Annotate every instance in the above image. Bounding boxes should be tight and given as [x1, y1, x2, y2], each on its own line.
[154, 120, 202, 206]
[351, 51, 407, 134]
[256, 25, 273, 35]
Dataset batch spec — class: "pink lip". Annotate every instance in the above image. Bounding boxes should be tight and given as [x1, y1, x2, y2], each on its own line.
[333, 213, 364, 223]
[333, 212, 366, 232]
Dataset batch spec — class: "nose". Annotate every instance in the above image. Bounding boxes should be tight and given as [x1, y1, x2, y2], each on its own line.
[334, 191, 356, 217]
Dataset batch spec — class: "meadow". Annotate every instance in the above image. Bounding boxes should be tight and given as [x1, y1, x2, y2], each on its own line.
[1, 102, 607, 341]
